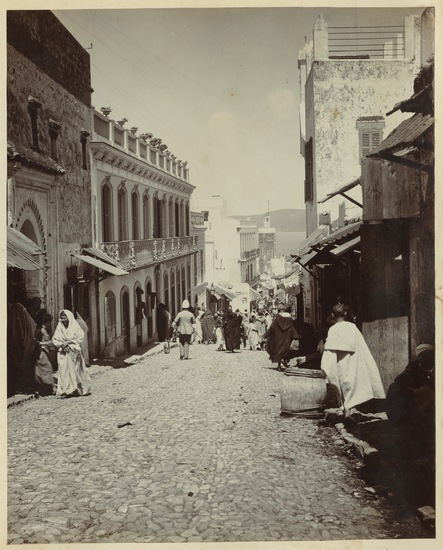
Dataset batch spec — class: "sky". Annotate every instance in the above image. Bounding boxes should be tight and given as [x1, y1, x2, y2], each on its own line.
[53, 3, 426, 217]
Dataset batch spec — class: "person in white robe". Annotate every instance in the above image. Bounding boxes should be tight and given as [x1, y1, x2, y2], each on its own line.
[52, 309, 91, 398]
[321, 304, 385, 416]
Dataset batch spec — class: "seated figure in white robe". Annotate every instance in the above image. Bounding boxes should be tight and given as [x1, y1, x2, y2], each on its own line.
[321, 303, 385, 416]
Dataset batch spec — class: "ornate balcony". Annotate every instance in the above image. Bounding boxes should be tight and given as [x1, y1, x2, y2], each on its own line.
[101, 236, 198, 270]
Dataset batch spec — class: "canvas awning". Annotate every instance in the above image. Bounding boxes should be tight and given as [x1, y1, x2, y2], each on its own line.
[317, 177, 361, 207]
[7, 227, 44, 271]
[72, 254, 129, 276]
[82, 247, 123, 268]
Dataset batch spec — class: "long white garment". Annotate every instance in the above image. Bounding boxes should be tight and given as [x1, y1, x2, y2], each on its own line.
[53, 310, 91, 397]
[321, 321, 385, 411]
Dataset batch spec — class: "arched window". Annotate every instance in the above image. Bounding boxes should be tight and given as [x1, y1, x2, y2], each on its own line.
[153, 194, 161, 239]
[132, 189, 140, 240]
[118, 184, 128, 241]
[102, 181, 113, 242]
[180, 200, 185, 237]
[175, 200, 180, 237]
[169, 198, 174, 237]
[143, 192, 150, 239]
[104, 291, 117, 344]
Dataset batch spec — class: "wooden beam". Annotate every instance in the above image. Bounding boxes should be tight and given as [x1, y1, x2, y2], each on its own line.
[339, 192, 362, 208]
[379, 152, 433, 173]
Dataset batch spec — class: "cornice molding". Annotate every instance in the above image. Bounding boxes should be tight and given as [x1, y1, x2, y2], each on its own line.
[91, 141, 194, 195]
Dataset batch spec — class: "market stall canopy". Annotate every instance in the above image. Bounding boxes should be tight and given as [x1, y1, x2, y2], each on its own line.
[7, 227, 44, 271]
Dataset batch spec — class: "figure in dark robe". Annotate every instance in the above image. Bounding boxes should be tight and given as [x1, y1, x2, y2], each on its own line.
[263, 304, 299, 370]
[201, 311, 216, 344]
[223, 306, 243, 352]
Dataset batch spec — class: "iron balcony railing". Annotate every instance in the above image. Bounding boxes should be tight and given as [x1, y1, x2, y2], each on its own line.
[102, 236, 198, 270]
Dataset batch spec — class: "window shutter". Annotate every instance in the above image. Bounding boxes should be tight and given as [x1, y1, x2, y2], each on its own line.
[362, 133, 370, 158]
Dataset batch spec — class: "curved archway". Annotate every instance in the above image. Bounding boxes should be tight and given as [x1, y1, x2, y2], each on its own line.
[134, 281, 143, 347]
[120, 286, 131, 353]
[19, 214, 45, 301]
[102, 179, 113, 242]
[145, 277, 153, 338]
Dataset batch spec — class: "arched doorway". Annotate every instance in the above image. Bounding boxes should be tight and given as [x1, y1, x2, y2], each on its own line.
[121, 289, 131, 354]
[171, 270, 176, 318]
[20, 219, 45, 301]
[146, 279, 153, 338]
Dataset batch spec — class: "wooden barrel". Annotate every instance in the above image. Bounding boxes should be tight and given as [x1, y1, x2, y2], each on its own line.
[280, 368, 327, 417]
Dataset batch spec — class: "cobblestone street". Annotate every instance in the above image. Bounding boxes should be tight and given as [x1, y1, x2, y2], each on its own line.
[8, 343, 424, 544]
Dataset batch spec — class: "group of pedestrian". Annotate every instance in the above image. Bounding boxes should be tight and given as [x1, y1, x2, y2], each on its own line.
[7, 298, 91, 399]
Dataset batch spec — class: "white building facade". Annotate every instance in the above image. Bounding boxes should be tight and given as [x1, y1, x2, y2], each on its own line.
[88, 108, 198, 357]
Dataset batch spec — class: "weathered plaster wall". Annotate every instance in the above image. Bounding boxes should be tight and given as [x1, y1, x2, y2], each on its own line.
[8, 45, 92, 245]
[307, 59, 420, 230]
[7, 11, 91, 106]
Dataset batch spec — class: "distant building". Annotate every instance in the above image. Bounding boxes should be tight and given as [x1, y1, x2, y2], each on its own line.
[258, 214, 276, 274]
[195, 196, 260, 288]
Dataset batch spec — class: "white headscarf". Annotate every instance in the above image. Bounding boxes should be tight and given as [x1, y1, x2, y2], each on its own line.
[52, 309, 85, 348]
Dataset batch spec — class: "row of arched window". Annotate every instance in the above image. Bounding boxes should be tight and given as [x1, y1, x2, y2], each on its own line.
[101, 179, 190, 243]
[104, 263, 192, 345]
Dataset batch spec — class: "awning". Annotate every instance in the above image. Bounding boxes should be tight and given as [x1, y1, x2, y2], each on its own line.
[331, 236, 361, 257]
[207, 284, 236, 301]
[8, 227, 43, 255]
[313, 220, 362, 248]
[291, 226, 329, 258]
[82, 247, 123, 268]
[7, 246, 43, 270]
[7, 227, 44, 271]
[368, 112, 434, 159]
[72, 254, 129, 276]
[297, 250, 317, 267]
[317, 177, 361, 206]
[249, 288, 261, 301]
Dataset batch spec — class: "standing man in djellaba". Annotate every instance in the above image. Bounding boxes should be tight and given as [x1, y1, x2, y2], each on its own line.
[223, 306, 243, 353]
[263, 304, 299, 370]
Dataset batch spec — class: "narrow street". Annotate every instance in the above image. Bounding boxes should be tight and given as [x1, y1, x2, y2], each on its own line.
[8, 343, 423, 544]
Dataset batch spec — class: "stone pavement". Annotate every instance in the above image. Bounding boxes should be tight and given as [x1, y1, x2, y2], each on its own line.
[7, 342, 428, 544]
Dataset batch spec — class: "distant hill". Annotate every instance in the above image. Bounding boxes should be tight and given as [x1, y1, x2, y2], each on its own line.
[232, 209, 306, 232]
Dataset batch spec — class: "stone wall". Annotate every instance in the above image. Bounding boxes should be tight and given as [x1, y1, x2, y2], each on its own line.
[7, 10, 91, 105]
[7, 44, 92, 246]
